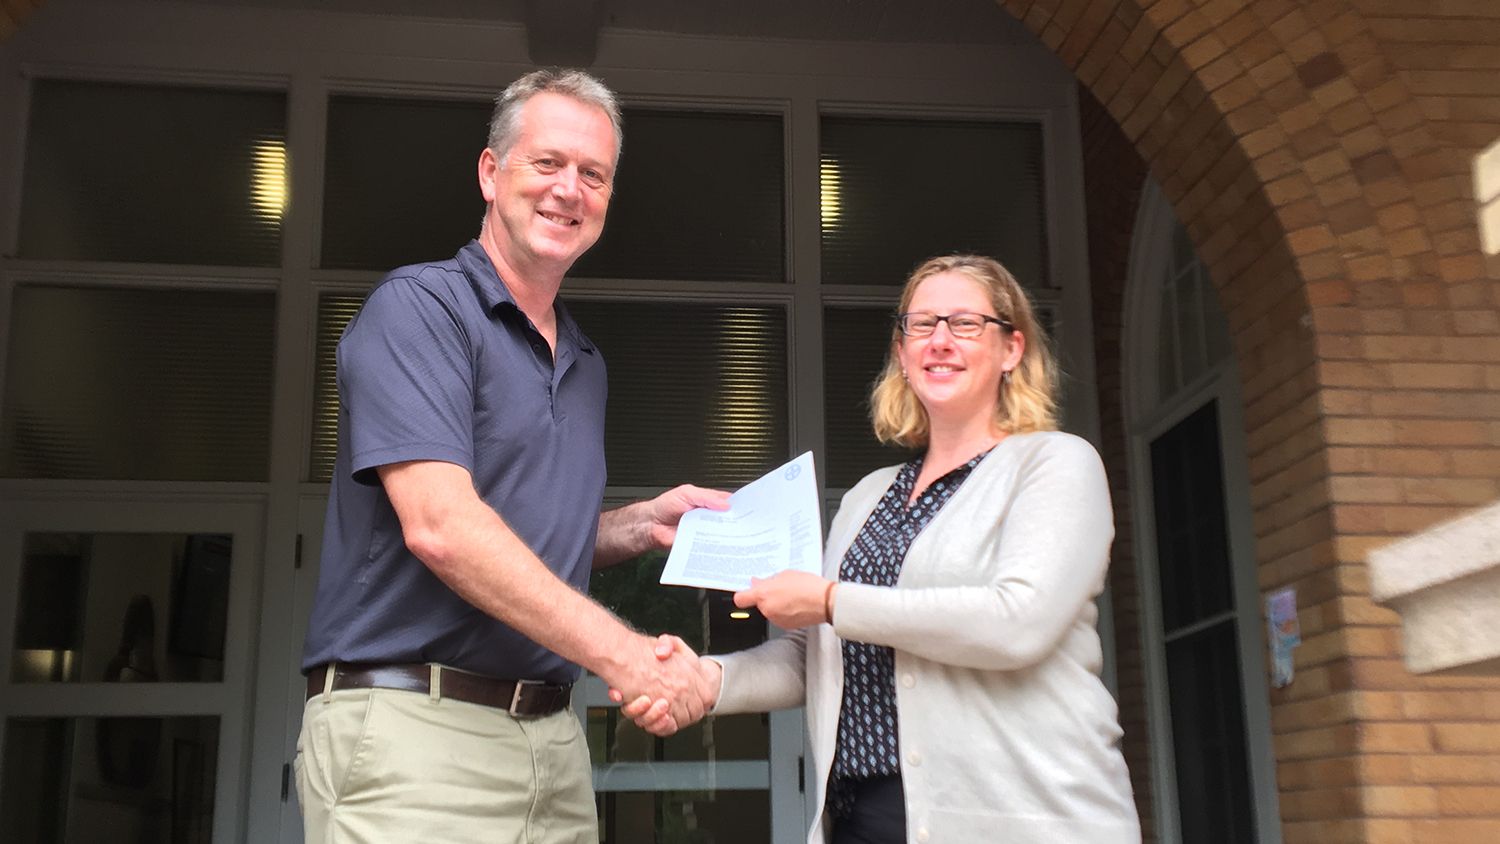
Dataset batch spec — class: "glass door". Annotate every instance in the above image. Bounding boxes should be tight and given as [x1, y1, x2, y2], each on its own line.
[0, 497, 264, 843]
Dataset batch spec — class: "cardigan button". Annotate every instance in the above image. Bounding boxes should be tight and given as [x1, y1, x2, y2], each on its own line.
[900, 673, 915, 688]
[916, 828, 930, 843]
[907, 750, 922, 767]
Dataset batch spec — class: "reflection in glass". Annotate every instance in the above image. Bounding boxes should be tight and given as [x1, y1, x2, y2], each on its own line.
[588, 707, 768, 766]
[0, 716, 218, 844]
[12, 533, 232, 683]
[590, 553, 770, 764]
[597, 789, 769, 844]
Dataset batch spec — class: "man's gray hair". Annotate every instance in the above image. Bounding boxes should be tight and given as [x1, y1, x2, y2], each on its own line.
[487, 67, 623, 164]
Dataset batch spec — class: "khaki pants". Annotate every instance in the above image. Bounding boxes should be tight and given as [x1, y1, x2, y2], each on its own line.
[295, 685, 596, 843]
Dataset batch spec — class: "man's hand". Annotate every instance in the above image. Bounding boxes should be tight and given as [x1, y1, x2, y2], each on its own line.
[594, 485, 731, 568]
[639, 485, 732, 549]
[612, 635, 721, 736]
[734, 570, 835, 630]
[599, 633, 714, 734]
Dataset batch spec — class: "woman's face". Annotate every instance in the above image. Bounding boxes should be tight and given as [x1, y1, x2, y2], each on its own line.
[896, 271, 1024, 429]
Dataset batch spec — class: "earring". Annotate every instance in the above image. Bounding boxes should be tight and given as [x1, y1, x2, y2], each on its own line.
[1002, 369, 1012, 386]
[901, 370, 908, 381]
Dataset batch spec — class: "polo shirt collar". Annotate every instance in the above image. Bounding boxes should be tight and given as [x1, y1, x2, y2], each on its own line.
[456, 239, 595, 354]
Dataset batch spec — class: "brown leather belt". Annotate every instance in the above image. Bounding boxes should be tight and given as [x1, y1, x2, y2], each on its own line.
[306, 663, 571, 717]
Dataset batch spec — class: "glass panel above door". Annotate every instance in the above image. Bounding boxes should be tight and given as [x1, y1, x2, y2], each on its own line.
[19, 79, 286, 266]
[820, 115, 1048, 288]
[572, 109, 786, 282]
[12, 533, 232, 684]
[321, 101, 786, 283]
[321, 95, 490, 271]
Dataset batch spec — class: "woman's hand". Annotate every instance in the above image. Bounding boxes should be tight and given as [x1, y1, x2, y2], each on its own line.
[734, 570, 835, 630]
[611, 635, 723, 736]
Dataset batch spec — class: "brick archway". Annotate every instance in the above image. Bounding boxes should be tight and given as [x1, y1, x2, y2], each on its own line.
[993, 1, 1500, 841]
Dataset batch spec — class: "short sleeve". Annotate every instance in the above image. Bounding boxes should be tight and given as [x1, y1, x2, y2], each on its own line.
[338, 277, 477, 484]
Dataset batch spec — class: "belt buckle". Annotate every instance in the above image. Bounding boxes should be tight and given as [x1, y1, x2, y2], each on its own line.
[509, 679, 543, 716]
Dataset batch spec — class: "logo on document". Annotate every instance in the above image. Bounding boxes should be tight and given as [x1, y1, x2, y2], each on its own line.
[784, 463, 801, 481]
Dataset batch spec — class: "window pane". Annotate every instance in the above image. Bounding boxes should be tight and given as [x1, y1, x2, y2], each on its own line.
[1197, 264, 1233, 368]
[311, 297, 787, 487]
[823, 307, 918, 488]
[13, 533, 231, 684]
[320, 96, 489, 270]
[565, 301, 788, 488]
[308, 293, 363, 482]
[1149, 401, 1233, 632]
[573, 110, 785, 282]
[321, 103, 785, 282]
[589, 553, 770, 781]
[19, 79, 285, 266]
[820, 116, 1048, 287]
[1, 716, 218, 843]
[1166, 620, 1256, 844]
[1, 285, 275, 481]
[1175, 265, 1205, 386]
[598, 789, 769, 844]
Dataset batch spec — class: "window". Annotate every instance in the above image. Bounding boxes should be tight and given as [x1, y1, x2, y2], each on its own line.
[1, 285, 276, 482]
[19, 80, 286, 267]
[1126, 182, 1279, 843]
[820, 115, 1048, 288]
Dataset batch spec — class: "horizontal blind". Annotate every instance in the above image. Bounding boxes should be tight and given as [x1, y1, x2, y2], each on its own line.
[311, 296, 789, 488]
[572, 110, 785, 282]
[308, 293, 365, 482]
[822, 306, 918, 488]
[820, 116, 1048, 287]
[19, 79, 286, 266]
[1, 285, 275, 481]
[566, 300, 788, 487]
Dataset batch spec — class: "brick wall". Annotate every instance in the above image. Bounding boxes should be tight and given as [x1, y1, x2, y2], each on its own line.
[998, 0, 1500, 841]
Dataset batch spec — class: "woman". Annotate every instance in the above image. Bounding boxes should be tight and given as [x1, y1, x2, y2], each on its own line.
[629, 254, 1140, 843]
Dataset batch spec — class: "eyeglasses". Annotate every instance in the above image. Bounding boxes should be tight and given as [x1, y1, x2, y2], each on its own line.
[896, 311, 1013, 338]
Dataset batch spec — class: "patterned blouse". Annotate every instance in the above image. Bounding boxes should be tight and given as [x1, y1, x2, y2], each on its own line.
[828, 447, 993, 817]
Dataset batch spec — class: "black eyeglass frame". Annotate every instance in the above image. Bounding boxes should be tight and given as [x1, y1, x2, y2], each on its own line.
[894, 311, 1015, 338]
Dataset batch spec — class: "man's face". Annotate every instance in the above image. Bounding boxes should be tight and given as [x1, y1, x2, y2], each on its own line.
[481, 92, 617, 273]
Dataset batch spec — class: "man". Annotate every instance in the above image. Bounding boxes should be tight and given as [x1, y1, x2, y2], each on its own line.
[296, 68, 722, 843]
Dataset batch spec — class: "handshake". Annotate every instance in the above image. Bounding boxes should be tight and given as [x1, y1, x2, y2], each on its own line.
[605, 633, 721, 737]
[602, 569, 837, 736]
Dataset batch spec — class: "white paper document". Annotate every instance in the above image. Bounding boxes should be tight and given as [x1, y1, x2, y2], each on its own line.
[659, 451, 823, 592]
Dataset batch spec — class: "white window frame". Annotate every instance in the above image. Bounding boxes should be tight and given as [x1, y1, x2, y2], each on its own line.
[1123, 180, 1281, 844]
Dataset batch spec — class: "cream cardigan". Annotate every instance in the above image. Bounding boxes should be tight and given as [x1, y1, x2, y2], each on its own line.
[713, 431, 1140, 843]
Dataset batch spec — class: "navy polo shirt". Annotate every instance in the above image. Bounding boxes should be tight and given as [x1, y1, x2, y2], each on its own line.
[301, 240, 608, 684]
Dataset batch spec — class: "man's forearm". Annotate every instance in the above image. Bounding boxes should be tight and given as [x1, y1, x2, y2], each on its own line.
[593, 500, 654, 569]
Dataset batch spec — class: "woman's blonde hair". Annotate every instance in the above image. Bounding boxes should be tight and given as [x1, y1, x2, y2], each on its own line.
[870, 254, 1059, 448]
